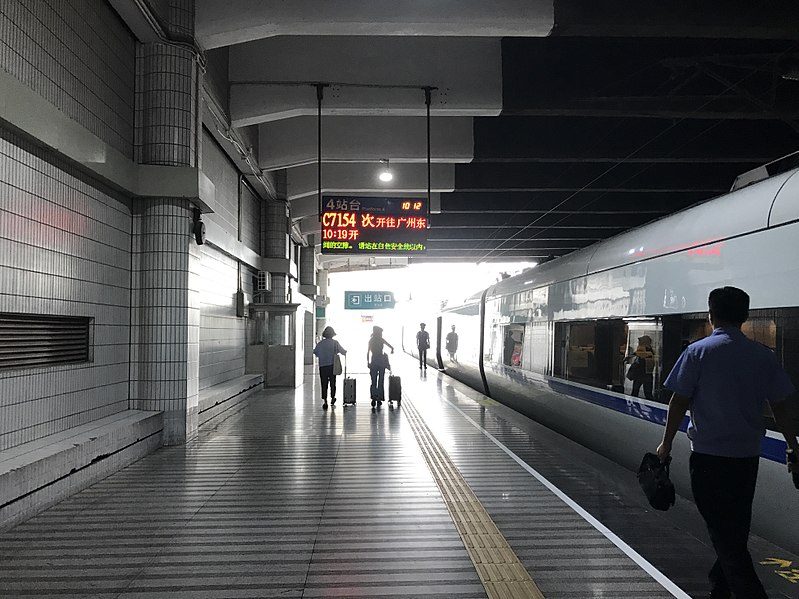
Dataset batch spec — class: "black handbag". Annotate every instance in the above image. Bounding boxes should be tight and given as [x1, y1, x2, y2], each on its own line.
[626, 356, 645, 381]
[637, 452, 675, 511]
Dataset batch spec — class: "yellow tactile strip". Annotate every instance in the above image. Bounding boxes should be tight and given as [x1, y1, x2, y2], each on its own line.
[403, 399, 546, 599]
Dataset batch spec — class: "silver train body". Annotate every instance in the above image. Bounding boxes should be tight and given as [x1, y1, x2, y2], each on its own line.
[404, 167, 799, 553]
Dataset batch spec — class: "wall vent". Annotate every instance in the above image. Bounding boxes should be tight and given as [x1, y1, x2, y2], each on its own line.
[0, 313, 92, 370]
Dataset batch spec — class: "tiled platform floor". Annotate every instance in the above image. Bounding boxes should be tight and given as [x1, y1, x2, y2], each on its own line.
[3, 361, 793, 598]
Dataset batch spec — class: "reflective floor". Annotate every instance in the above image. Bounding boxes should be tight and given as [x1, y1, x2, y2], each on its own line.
[0, 359, 796, 598]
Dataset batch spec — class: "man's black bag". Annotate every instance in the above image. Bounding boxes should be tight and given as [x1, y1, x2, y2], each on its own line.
[637, 452, 675, 511]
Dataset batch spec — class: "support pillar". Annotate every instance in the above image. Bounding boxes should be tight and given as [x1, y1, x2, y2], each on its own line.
[130, 0, 202, 444]
[130, 200, 201, 444]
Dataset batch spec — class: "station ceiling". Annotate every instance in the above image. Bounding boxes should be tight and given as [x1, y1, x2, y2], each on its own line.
[194, 1, 799, 266]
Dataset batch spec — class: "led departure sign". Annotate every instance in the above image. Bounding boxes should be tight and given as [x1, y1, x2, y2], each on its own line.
[321, 195, 428, 255]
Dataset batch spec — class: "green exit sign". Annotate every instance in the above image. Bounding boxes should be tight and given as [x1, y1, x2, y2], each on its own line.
[345, 291, 396, 310]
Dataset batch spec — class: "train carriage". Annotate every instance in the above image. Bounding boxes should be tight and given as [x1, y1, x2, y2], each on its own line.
[406, 166, 799, 554]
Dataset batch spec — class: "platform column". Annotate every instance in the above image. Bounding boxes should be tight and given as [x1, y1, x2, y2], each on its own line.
[135, 0, 199, 167]
[130, 0, 202, 444]
[130, 200, 202, 445]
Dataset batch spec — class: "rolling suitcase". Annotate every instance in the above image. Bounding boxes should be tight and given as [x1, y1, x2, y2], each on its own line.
[388, 375, 401, 406]
[342, 356, 356, 406]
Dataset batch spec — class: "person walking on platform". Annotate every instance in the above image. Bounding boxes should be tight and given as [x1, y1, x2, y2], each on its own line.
[367, 326, 394, 407]
[313, 326, 346, 410]
[416, 323, 430, 370]
[656, 286, 799, 599]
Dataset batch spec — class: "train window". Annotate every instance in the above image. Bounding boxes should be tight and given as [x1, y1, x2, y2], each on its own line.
[554, 319, 664, 401]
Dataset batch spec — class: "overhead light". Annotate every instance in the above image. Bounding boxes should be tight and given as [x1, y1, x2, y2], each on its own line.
[378, 159, 393, 182]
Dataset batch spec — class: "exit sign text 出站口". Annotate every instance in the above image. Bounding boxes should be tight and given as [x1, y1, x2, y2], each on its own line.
[344, 291, 396, 310]
[321, 196, 428, 255]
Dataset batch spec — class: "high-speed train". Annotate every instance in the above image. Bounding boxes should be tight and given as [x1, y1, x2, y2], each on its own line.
[404, 165, 799, 553]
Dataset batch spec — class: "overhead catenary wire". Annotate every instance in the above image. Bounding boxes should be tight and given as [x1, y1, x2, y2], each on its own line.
[476, 45, 799, 264]
[468, 56, 684, 260]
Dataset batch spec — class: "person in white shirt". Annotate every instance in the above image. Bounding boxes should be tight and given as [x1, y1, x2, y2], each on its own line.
[313, 326, 346, 410]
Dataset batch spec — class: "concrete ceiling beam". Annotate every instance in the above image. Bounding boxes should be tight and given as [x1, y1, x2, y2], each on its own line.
[286, 163, 454, 201]
[196, 0, 553, 48]
[229, 37, 501, 126]
[258, 116, 474, 170]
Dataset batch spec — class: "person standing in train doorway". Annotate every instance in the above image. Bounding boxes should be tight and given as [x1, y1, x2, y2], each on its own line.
[446, 325, 459, 362]
[627, 335, 655, 400]
[656, 286, 799, 599]
[503, 329, 515, 366]
[416, 323, 430, 370]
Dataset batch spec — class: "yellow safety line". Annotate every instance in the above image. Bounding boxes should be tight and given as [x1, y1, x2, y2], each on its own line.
[403, 399, 546, 599]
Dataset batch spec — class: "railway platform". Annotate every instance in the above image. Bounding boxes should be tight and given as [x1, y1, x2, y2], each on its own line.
[1, 358, 797, 599]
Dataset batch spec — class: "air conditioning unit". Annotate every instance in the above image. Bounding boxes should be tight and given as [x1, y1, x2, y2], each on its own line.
[256, 271, 271, 292]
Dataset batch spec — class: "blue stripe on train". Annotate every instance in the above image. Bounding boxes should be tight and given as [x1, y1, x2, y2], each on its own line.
[545, 377, 787, 464]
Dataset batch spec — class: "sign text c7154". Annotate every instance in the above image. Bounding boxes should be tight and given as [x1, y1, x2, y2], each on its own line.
[321, 195, 428, 255]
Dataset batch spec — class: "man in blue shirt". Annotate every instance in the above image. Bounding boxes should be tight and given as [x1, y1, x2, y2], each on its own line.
[657, 286, 799, 599]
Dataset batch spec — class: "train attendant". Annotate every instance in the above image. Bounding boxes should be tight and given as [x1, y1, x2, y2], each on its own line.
[416, 323, 430, 370]
[367, 326, 394, 407]
[656, 286, 799, 599]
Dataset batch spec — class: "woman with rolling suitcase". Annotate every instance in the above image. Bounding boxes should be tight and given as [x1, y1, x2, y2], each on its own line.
[366, 326, 394, 407]
[313, 326, 347, 410]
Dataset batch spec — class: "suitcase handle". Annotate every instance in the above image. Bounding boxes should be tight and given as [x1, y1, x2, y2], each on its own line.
[344, 353, 347, 378]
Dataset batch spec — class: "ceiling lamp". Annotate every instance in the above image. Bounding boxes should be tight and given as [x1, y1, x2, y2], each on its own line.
[378, 159, 393, 182]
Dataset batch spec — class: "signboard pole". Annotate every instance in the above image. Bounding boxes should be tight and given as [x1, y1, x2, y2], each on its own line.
[317, 83, 325, 222]
[425, 86, 433, 225]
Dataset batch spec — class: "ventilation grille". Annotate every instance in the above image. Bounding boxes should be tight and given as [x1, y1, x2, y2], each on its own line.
[0, 313, 91, 370]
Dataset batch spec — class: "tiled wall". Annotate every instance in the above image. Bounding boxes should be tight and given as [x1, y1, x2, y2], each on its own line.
[0, 0, 136, 158]
[202, 129, 239, 235]
[197, 246, 246, 391]
[196, 131, 253, 391]
[0, 129, 132, 451]
[240, 182, 262, 253]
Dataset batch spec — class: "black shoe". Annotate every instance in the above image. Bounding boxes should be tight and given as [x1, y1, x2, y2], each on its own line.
[331, 397, 336, 405]
[371, 399, 376, 407]
[322, 401, 328, 410]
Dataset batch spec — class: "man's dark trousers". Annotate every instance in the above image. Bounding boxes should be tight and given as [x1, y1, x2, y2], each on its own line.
[418, 348, 427, 368]
[690, 452, 767, 599]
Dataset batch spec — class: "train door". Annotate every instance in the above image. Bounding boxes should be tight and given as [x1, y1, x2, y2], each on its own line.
[554, 323, 567, 378]
[436, 316, 444, 369]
